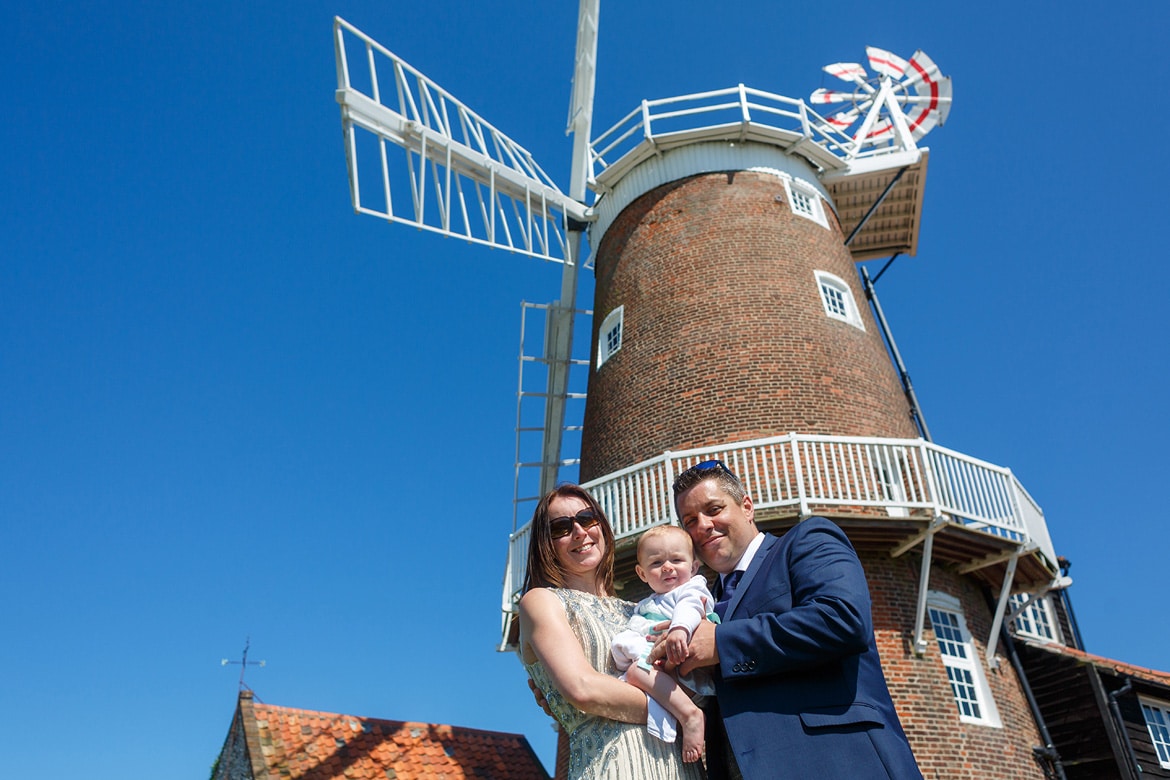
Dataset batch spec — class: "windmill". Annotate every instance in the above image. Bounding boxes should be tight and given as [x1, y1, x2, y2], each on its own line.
[334, 7, 1073, 778]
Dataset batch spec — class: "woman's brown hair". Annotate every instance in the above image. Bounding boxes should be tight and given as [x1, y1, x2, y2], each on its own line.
[522, 484, 616, 595]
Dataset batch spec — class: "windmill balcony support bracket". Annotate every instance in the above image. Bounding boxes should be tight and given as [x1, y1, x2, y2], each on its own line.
[1004, 575, 1073, 627]
[906, 514, 945, 657]
[499, 432, 1060, 652]
[984, 551, 1023, 668]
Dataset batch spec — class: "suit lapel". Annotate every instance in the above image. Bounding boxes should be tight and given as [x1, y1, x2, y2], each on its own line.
[725, 533, 778, 619]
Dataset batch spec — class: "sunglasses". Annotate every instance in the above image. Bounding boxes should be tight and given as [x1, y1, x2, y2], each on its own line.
[549, 509, 601, 539]
[673, 459, 739, 492]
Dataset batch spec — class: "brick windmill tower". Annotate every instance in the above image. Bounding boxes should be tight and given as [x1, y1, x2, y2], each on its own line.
[334, 6, 1077, 778]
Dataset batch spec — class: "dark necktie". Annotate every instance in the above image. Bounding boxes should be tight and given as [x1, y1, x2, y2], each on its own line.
[714, 570, 743, 620]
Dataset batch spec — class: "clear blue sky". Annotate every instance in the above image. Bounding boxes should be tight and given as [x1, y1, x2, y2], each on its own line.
[3, 1, 1167, 777]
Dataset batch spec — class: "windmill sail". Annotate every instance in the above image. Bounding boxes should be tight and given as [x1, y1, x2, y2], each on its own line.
[334, 17, 590, 264]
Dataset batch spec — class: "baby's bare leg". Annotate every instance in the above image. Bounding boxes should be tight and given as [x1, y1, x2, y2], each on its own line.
[625, 664, 705, 762]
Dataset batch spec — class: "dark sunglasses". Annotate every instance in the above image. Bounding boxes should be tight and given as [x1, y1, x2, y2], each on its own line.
[549, 509, 601, 539]
[690, 459, 738, 480]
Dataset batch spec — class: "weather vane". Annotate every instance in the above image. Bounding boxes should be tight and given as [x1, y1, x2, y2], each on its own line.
[221, 636, 266, 690]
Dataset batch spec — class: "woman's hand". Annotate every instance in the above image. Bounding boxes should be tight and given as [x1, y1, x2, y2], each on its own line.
[528, 677, 554, 719]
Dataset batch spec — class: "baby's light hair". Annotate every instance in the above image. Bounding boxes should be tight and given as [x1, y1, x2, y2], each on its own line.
[636, 524, 697, 565]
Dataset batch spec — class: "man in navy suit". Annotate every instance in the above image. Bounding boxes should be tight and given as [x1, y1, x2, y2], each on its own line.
[661, 460, 923, 779]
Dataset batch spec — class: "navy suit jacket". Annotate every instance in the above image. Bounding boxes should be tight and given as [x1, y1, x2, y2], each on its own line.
[707, 517, 922, 779]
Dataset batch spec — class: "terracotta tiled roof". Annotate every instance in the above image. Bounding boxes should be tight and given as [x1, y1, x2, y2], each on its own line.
[1018, 638, 1170, 688]
[222, 691, 549, 780]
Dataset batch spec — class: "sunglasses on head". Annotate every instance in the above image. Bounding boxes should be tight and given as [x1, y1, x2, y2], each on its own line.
[549, 509, 601, 539]
[673, 459, 739, 492]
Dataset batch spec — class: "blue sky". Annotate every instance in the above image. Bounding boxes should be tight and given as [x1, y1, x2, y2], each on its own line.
[3, 1, 1167, 776]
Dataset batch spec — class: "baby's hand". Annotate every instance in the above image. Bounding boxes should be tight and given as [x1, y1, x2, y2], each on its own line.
[664, 627, 690, 666]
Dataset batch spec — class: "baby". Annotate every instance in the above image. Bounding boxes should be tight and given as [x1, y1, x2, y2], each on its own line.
[611, 524, 716, 763]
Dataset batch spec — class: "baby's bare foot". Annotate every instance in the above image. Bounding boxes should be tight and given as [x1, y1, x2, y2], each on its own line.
[681, 710, 705, 763]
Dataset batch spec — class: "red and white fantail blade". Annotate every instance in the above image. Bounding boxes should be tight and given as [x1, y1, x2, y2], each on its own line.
[901, 50, 953, 137]
[810, 88, 861, 105]
[864, 116, 894, 141]
[866, 47, 908, 79]
[825, 107, 861, 130]
[823, 62, 867, 82]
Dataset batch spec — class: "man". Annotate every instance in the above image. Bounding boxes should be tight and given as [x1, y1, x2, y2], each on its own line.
[659, 460, 922, 779]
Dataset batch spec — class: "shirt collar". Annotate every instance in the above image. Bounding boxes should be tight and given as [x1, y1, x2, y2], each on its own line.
[721, 532, 765, 585]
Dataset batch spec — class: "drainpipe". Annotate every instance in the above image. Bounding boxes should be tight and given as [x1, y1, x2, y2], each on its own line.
[1056, 556, 1086, 650]
[1108, 678, 1142, 776]
[861, 262, 932, 442]
[1087, 666, 1141, 780]
[994, 602, 1067, 780]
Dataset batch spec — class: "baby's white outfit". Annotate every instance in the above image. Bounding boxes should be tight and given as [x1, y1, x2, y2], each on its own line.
[610, 577, 718, 743]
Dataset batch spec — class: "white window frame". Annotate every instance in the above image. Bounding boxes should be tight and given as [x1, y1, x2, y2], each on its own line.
[1141, 696, 1170, 769]
[814, 271, 865, 331]
[1009, 593, 1060, 643]
[783, 178, 829, 229]
[927, 591, 1002, 727]
[597, 305, 624, 369]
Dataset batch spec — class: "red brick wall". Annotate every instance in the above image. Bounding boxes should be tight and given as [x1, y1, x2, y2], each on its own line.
[581, 170, 918, 481]
[580, 165, 1046, 777]
[861, 550, 1047, 779]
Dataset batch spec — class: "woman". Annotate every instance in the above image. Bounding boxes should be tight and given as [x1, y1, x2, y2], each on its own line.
[519, 484, 705, 780]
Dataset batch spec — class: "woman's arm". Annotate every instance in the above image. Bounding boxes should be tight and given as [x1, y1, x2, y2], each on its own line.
[519, 588, 649, 724]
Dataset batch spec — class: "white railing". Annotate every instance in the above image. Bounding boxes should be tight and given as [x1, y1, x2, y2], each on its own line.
[588, 85, 914, 184]
[501, 433, 1049, 620]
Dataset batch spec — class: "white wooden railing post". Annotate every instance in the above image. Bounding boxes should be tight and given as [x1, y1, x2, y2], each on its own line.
[663, 451, 676, 525]
[789, 433, 809, 519]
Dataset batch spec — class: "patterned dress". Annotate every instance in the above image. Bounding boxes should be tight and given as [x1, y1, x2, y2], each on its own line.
[524, 588, 706, 780]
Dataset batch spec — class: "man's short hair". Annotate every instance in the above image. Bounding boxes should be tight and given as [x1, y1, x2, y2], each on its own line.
[672, 460, 746, 508]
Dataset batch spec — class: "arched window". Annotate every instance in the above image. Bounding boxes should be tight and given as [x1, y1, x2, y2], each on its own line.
[814, 271, 865, 330]
[927, 591, 1002, 727]
[784, 178, 829, 228]
[1009, 593, 1059, 643]
[597, 306, 624, 369]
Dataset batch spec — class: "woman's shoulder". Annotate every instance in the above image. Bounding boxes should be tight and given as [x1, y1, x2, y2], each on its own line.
[518, 586, 561, 614]
[521, 587, 632, 612]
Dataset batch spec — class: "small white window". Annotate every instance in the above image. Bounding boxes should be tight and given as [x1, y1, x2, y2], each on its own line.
[814, 271, 865, 330]
[1141, 697, 1170, 769]
[597, 306, 624, 369]
[784, 178, 829, 228]
[928, 592, 1002, 727]
[1010, 594, 1058, 642]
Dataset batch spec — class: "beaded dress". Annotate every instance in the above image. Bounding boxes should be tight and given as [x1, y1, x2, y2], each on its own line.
[524, 588, 705, 780]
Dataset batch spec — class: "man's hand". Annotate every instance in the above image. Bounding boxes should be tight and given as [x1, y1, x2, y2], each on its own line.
[678, 620, 719, 677]
[528, 677, 554, 719]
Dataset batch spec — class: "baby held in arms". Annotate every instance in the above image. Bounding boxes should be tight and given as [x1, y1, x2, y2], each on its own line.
[611, 525, 718, 763]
